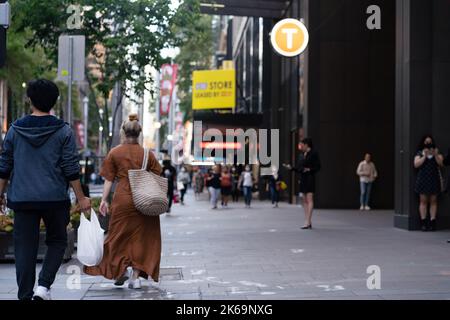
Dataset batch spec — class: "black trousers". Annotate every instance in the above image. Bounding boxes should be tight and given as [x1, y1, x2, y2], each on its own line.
[167, 186, 174, 209]
[180, 184, 188, 202]
[232, 188, 239, 202]
[13, 207, 70, 300]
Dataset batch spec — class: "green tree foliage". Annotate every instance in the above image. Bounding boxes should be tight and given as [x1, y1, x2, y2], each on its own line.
[0, 27, 56, 121]
[174, 14, 214, 120]
[11, 0, 201, 149]
[13, 0, 200, 99]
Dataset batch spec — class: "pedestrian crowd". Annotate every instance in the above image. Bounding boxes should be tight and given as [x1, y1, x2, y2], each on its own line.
[0, 79, 449, 301]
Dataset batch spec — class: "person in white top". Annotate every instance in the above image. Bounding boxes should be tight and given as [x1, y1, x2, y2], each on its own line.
[356, 153, 378, 210]
[238, 165, 255, 208]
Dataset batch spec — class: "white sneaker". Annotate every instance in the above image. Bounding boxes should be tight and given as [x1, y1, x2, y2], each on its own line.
[128, 278, 142, 289]
[359, 205, 364, 210]
[365, 206, 371, 211]
[33, 286, 51, 300]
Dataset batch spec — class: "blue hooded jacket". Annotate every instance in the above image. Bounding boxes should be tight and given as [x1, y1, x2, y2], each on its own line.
[0, 115, 80, 210]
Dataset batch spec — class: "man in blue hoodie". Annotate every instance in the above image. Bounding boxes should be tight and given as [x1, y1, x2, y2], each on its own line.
[0, 79, 91, 300]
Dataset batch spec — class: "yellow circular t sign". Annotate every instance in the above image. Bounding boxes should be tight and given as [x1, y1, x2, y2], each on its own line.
[270, 19, 309, 57]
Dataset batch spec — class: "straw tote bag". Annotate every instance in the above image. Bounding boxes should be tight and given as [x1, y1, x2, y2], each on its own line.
[128, 148, 169, 216]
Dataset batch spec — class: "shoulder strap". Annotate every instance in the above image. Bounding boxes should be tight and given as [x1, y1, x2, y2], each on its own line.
[141, 148, 149, 170]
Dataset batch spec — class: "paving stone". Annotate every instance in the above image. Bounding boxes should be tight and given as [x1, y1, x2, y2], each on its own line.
[2, 192, 450, 300]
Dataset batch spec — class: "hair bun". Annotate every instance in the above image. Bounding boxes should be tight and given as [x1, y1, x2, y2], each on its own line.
[128, 114, 139, 122]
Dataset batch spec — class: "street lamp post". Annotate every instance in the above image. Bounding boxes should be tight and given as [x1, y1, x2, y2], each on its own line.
[99, 125, 103, 156]
[67, 36, 74, 126]
[21, 82, 26, 117]
[99, 108, 104, 156]
[83, 96, 89, 150]
[155, 71, 160, 158]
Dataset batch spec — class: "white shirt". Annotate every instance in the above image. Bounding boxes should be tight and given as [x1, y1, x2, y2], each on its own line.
[242, 172, 253, 187]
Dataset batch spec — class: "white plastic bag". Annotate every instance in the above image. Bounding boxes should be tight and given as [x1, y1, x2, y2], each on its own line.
[77, 209, 105, 266]
[177, 181, 185, 190]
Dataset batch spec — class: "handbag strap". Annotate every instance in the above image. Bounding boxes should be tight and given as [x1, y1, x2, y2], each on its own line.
[141, 148, 149, 170]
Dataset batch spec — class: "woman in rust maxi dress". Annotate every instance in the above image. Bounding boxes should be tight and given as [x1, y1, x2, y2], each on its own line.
[84, 115, 162, 289]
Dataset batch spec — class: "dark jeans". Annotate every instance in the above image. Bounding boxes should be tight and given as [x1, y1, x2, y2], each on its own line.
[360, 182, 373, 207]
[232, 185, 239, 202]
[243, 186, 252, 206]
[180, 183, 188, 202]
[270, 186, 279, 204]
[14, 207, 70, 300]
[167, 186, 174, 209]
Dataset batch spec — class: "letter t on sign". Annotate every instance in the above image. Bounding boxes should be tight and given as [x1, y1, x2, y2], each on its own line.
[281, 28, 298, 49]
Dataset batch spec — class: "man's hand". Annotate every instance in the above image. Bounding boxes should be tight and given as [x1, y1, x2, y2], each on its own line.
[0, 194, 6, 215]
[78, 196, 91, 212]
[0, 179, 8, 214]
[282, 163, 292, 169]
[69, 180, 91, 212]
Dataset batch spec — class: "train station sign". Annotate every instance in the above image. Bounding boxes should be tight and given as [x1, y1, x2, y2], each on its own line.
[270, 18, 309, 57]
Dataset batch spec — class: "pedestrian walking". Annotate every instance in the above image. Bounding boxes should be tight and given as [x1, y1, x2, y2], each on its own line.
[238, 165, 255, 208]
[284, 138, 321, 229]
[220, 166, 232, 207]
[444, 149, 450, 243]
[161, 158, 176, 213]
[356, 153, 378, 210]
[84, 114, 163, 289]
[192, 167, 204, 200]
[0, 79, 91, 300]
[414, 135, 444, 231]
[205, 168, 213, 200]
[177, 166, 190, 205]
[231, 166, 240, 202]
[206, 165, 221, 209]
[267, 166, 282, 208]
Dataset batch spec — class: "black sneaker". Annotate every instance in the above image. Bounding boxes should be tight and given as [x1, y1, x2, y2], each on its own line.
[420, 219, 428, 232]
[114, 271, 129, 286]
[429, 219, 437, 231]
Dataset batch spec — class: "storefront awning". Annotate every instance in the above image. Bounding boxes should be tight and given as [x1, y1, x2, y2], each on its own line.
[193, 111, 263, 131]
[199, 0, 292, 18]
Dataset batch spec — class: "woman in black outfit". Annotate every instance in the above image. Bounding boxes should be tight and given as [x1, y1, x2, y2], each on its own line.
[414, 135, 444, 231]
[444, 149, 450, 242]
[206, 166, 222, 209]
[161, 159, 176, 213]
[285, 138, 321, 229]
[231, 166, 240, 202]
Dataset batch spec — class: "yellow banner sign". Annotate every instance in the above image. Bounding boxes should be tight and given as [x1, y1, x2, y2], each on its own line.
[192, 69, 236, 110]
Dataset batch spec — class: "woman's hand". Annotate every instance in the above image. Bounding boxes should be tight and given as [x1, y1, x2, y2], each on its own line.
[100, 180, 113, 216]
[99, 200, 109, 216]
[435, 150, 444, 167]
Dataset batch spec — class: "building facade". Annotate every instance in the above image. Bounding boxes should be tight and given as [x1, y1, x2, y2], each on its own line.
[201, 0, 450, 230]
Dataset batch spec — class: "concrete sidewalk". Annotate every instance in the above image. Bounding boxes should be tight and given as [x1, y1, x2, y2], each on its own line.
[1, 190, 450, 300]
